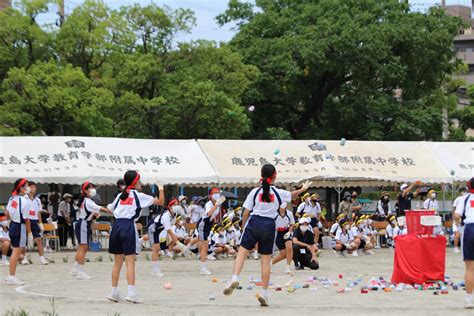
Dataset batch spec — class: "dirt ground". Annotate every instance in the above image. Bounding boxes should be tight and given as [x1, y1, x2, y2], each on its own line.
[0, 248, 469, 316]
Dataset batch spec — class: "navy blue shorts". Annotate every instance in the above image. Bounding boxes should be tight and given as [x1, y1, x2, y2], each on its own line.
[109, 219, 139, 256]
[30, 220, 42, 238]
[310, 218, 319, 228]
[74, 219, 91, 245]
[463, 223, 474, 261]
[9, 222, 26, 248]
[240, 215, 276, 255]
[275, 230, 291, 250]
[197, 217, 211, 241]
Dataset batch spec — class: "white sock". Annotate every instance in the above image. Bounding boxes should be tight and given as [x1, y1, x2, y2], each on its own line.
[152, 262, 160, 272]
[128, 285, 136, 297]
[78, 264, 85, 273]
[40, 256, 45, 260]
[231, 274, 239, 282]
[466, 293, 473, 303]
[286, 264, 291, 270]
[262, 288, 269, 297]
[200, 262, 207, 270]
[111, 287, 119, 296]
[73, 261, 79, 270]
[2, 256, 7, 263]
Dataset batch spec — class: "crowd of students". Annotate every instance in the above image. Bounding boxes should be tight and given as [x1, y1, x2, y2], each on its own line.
[1, 168, 473, 308]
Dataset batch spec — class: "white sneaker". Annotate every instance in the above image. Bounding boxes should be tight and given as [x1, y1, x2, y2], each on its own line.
[352, 251, 359, 257]
[0, 260, 9, 266]
[465, 301, 474, 309]
[256, 294, 269, 307]
[70, 269, 78, 277]
[285, 267, 294, 276]
[253, 252, 259, 260]
[152, 270, 165, 277]
[5, 275, 24, 285]
[166, 252, 173, 258]
[45, 246, 52, 254]
[454, 247, 461, 254]
[76, 271, 92, 280]
[125, 294, 144, 304]
[107, 293, 121, 302]
[365, 250, 375, 256]
[207, 254, 216, 261]
[200, 268, 213, 275]
[39, 257, 48, 265]
[21, 258, 30, 265]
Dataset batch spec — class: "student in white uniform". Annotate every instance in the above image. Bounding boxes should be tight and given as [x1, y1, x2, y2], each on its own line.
[423, 189, 439, 211]
[210, 224, 230, 258]
[5, 178, 31, 285]
[271, 201, 295, 275]
[71, 182, 112, 280]
[330, 214, 346, 249]
[168, 215, 189, 257]
[385, 215, 399, 249]
[453, 177, 474, 309]
[350, 217, 374, 256]
[196, 188, 225, 275]
[223, 164, 311, 307]
[453, 187, 468, 253]
[333, 217, 356, 256]
[25, 181, 48, 265]
[0, 214, 11, 266]
[107, 171, 164, 303]
[147, 198, 187, 278]
[362, 215, 377, 247]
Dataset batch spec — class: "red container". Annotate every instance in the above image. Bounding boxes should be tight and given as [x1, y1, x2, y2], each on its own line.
[405, 210, 435, 235]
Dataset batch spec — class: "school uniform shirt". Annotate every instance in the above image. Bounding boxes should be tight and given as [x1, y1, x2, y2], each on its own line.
[111, 190, 154, 220]
[172, 225, 187, 239]
[386, 224, 396, 238]
[78, 197, 102, 221]
[226, 227, 241, 243]
[6, 195, 29, 223]
[350, 226, 365, 238]
[455, 193, 474, 225]
[243, 186, 292, 219]
[296, 202, 319, 218]
[363, 224, 375, 236]
[394, 226, 407, 236]
[212, 232, 227, 246]
[153, 211, 173, 233]
[204, 200, 220, 221]
[275, 210, 295, 230]
[423, 199, 439, 212]
[27, 196, 42, 220]
[0, 228, 10, 240]
[330, 223, 339, 235]
[335, 228, 354, 244]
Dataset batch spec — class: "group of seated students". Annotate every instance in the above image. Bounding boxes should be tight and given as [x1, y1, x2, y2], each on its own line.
[329, 213, 411, 257]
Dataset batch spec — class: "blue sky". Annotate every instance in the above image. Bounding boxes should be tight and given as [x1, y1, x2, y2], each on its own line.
[18, 0, 474, 43]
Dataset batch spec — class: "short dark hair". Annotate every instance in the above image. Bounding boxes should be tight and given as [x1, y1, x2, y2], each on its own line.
[29, 181, 36, 186]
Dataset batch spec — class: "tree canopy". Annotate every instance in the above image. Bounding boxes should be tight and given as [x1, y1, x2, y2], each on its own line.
[0, 0, 469, 141]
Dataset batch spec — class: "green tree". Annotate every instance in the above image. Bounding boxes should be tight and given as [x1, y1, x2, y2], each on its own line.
[158, 42, 258, 138]
[0, 0, 53, 83]
[0, 61, 114, 136]
[218, 0, 464, 140]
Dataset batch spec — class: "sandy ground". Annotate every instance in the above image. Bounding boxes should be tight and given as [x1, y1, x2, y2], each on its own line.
[0, 248, 469, 316]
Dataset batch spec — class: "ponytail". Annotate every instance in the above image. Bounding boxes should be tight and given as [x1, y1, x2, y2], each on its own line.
[121, 170, 140, 201]
[260, 164, 276, 203]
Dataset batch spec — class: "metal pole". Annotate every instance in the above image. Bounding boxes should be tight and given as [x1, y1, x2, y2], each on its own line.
[58, 0, 65, 26]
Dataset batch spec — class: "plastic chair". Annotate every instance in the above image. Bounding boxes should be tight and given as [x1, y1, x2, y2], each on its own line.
[42, 223, 60, 252]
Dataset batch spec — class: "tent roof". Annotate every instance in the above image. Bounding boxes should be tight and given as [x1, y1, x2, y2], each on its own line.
[0, 136, 218, 186]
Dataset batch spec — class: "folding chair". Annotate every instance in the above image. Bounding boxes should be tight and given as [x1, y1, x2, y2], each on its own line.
[42, 223, 60, 252]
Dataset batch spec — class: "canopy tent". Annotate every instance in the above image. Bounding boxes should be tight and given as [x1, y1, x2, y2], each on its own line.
[197, 139, 459, 187]
[0, 137, 218, 185]
[426, 142, 474, 182]
[197, 139, 341, 187]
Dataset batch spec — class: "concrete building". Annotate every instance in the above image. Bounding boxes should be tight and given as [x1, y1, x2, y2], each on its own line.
[0, 0, 11, 11]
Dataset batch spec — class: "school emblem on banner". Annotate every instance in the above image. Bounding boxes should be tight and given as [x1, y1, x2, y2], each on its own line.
[64, 140, 85, 149]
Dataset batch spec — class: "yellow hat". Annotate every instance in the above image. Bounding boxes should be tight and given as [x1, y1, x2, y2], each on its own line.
[223, 222, 233, 230]
[311, 193, 320, 200]
[301, 193, 310, 201]
[356, 218, 364, 226]
[336, 213, 346, 221]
